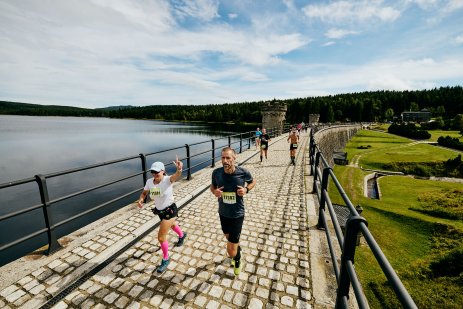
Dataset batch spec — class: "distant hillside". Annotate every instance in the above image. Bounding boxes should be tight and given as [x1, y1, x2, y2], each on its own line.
[0, 101, 102, 117]
[95, 105, 136, 111]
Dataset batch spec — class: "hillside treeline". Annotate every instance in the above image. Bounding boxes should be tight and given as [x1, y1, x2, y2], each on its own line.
[1, 86, 462, 123]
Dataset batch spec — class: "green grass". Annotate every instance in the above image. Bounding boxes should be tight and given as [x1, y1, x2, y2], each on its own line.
[427, 130, 463, 142]
[329, 132, 463, 309]
[346, 130, 460, 171]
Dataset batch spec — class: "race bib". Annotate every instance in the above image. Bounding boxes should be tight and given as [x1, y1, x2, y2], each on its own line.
[150, 187, 161, 199]
[261, 145, 267, 149]
[222, 192, 237, 204]
[292, 144, 298, 148]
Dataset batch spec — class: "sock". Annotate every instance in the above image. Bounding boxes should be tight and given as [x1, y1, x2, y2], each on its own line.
[160, 240, 169, 260]
[234, 246, 241, 262]
[260, 156, 263, 162]
[171, 225, 184, 238]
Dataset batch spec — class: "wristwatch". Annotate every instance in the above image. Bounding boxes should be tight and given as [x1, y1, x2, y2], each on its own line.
[245, 187, 249, 193]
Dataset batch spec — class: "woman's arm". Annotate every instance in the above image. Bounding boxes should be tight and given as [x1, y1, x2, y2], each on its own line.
[170, 155, 183, 183]
[137, 189, 149, 208]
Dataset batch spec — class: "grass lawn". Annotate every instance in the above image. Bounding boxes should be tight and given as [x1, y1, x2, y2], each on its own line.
[328, 130, 463, 308]
[427, 129, 463, 142]
[346, 129, 460, 171]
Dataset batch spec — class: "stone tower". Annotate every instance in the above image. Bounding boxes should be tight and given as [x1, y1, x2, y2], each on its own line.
[261, 100, 287, 135]
[308, 114, 320, 125]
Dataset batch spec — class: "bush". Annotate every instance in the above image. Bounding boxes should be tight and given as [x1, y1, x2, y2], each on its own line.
[388, 123, 431, 139]
[438, 136, 463, 151]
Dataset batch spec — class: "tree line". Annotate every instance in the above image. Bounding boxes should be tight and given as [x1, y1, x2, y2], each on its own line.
[1, 86, 462, 124]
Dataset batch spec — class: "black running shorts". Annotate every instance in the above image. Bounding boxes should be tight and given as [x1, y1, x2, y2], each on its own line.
[219, 215, 244, 244]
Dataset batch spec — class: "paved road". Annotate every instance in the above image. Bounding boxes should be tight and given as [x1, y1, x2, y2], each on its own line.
[1, 131, 330, 309]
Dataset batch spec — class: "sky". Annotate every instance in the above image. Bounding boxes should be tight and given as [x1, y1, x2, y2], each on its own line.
[0, 0, 462, 109]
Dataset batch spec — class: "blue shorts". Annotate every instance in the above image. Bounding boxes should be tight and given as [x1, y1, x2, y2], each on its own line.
[219, 215, 244, 243]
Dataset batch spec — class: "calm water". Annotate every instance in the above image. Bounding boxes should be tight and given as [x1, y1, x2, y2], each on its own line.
[0, 115, 249, 182]
[0, 115, 253, 265]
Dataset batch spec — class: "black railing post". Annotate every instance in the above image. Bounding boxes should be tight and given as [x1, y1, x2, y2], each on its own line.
[335, 216, 368, 309]
[240, 133, 243, 153]
[35, 174, 62, 255]
[312, 151, 321, 193]
[228, 136, 231, 148]
[185, 144, 192, 180]
[248, 131, 251, 149]
[139, 153, 147, 185]
[317, 166, 332, 229]
[211, 139, 215, 167]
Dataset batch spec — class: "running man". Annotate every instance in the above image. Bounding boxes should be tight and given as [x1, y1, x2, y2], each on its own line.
[210, 147, 256, 275]
[137, 157, 187, 273]
[287, 129, 299, 165]
[259, 128, 271, 163]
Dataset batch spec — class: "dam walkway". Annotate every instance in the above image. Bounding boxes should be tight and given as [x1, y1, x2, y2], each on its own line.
[0, 131, 335, 309]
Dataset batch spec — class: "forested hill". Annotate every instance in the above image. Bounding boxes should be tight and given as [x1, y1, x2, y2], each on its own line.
[1, 86, 462, 123]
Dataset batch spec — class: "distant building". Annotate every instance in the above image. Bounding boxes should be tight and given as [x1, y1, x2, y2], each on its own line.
[401, 109, 431, 122]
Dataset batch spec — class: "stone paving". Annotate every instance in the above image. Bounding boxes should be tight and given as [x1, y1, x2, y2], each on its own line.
[0, 131, 327, 309]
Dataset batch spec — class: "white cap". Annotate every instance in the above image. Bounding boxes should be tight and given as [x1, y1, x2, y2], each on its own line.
[150, 161, 165, 172]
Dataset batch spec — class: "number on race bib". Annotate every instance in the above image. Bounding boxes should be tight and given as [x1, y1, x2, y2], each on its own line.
[150, 187, 161, 199]
[222, 192, 237, 204]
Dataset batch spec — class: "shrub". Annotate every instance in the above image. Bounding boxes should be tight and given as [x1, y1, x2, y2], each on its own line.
[438, 136, 463, 151]
[388, 123, 431, 139]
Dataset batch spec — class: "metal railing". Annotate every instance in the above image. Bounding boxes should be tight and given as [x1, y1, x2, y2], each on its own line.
[0, 127, 283, 263]
[308, 129, 417, 309]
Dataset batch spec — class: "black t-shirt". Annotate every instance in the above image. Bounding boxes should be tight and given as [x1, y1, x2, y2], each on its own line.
[260, 133, 270, 145]
[211, 166, 253, 218]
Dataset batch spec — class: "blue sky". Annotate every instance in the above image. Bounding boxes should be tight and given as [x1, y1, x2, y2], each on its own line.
[0, 0, 462, 109]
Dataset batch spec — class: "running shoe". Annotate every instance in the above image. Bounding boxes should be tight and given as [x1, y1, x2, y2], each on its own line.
[176, 232, 187, 247]
[231, 258, 235, 267]
[156, 258, 170, 273]
[233, 259, 243, 276]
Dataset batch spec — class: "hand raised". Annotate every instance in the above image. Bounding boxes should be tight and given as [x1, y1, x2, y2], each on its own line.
[173, 155, 183, 171]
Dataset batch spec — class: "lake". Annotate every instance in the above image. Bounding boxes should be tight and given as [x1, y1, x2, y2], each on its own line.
[0, 115, 255, 265]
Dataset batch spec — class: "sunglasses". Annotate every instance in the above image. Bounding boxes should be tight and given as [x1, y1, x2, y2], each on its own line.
[150, 170, 161, 174]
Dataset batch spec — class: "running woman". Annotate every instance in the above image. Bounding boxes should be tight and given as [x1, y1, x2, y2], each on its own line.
[210, 147, 256, 275]
[137, 156, 187, 273]
[255, 127, 262, 150]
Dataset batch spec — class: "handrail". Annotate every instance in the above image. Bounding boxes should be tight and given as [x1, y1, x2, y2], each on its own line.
[308, 128, 418, 309]
[0, 126, 285, 265]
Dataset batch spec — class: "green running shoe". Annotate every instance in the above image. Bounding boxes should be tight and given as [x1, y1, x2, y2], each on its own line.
[156, 258, 170, 273]
[233, 259, 243, 276]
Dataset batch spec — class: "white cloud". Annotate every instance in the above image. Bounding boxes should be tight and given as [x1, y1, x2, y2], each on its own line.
[323, 41, 336, 46]
[456, 34, 463, 44]
[325, 28, 359, 39]
[302, 1, 400, 24]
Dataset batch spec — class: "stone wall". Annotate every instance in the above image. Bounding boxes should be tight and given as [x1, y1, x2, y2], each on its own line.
[313, 125, 361, 166]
